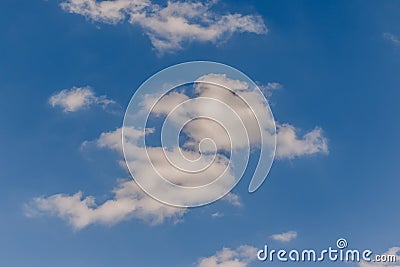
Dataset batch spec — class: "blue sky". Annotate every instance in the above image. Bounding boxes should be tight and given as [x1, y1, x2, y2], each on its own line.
[1, 0, 400, 266]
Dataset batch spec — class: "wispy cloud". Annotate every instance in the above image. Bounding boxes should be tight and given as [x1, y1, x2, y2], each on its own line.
[271, 230, 298, 242]
[60, 0, 268, 54]
[196, 245, 258, 267]
[222, 193, 242, 207]
[49, 86, 115, 112]
[211, 212, 223, 218]
[383, 32, 400, 45]
[256, 82, 283, 98]
[261, 82, 282, 92]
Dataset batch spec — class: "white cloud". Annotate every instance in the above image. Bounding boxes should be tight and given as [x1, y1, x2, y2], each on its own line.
[25, 179, 186, 229]
[383, 32, 400, 45]
[26, 127, 185, 229]
[275, 124, 328, 159]
[271, 230, 298, 242]
[60, 0, 267, 53]
[145, 74, 327, 159]
[33, 74, 328, 228]
[61, 0, 150, 24]
[211, 212, 223, 218]
[222, 193, 242, 207]
[27, 124, 241, 229]
[264, 82, 282, 91]
[196, 245, 258, 267]
[142, 91, 189, 115]
[49, 86, 115, 112]
[359, 247, 400, 267]
[122, 74, 327, 205]
[259, 82, 282, 98]
[146, 74, 274, 152]
[95, 126, 242, 205]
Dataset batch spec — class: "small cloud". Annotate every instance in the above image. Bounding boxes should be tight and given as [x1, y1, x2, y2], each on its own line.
[383, 32, 400, 45]
[259, 82, 283, 98]
[276, 124, 328, 159]
[265, 82, 282, 90]
[271, 230, 298, 243]
[196, 245, 258, 267]
[49, 86, 115, 112]
[211, 212, 223, 218]
[222, 193, 243, 207]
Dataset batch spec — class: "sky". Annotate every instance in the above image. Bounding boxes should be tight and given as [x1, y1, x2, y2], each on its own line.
[0, 0, 400, 266]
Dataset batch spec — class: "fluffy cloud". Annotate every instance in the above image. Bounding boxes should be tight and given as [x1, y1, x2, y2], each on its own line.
[32, 74, 328, 228]
[145, 74, 327, 159]
[26, 127, 186, 229]
[60, 0, 267, 53]
[27, 124, 239, 229]
[383, 32, 400, 45]
[145, 73, 272, 152]
[271, 230, 298, 242]
[196, 245, 258, 267]
[275, 124, 328, 159]
[25, 179, 185, 229]
[49, 86, 115, 112]
[95, 126, 242, 205]
[123, 74, 327, 204]
[359, 247, 400, 267]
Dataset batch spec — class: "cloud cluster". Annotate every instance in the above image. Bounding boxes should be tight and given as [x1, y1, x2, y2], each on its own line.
[196, 245, 258, 267]
[60, 0, 267, 53]
[31, 75, 328, 229]
[49, 86, 115, 112]
[270, 230, 298, 242]
[144, 74, 327, 160]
